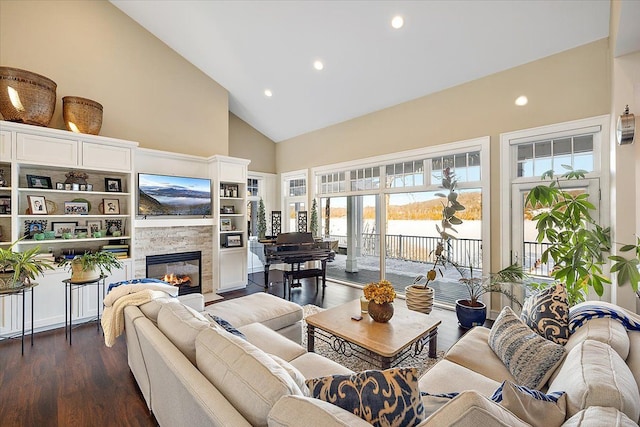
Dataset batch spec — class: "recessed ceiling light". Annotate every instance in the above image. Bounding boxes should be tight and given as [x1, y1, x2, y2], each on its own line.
[264, 89, 272, 97]
[391, 16, 404, 29]
[313, 60, 324, 71]
[515, 95, 528, 106]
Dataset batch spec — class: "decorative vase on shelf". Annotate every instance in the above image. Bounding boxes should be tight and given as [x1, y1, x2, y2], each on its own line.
[368, 301, 394, 323]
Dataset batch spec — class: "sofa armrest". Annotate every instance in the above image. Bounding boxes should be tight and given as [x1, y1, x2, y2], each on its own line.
[419, 391, 530, 427]
[178, 293, 204, 312]
[268, 395, 370, 427]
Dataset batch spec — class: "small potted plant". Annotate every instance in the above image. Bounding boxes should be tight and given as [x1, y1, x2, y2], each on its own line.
[455, 262, 528, 329]
[363, 280, 396, 323]
[0, 241, 53, 289]
[59, 250, 122, 282]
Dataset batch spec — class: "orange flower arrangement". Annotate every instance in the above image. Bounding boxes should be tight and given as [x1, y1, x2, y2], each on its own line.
[363, 280, 396, 304]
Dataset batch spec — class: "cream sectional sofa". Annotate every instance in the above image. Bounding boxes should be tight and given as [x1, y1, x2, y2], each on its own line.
[123, 293, 640, 427]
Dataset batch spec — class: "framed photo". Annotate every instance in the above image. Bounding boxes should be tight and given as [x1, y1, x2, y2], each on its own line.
[86, 220, 102, 234]
[64, 201, 89, 215]
[0, 196, 11, 214]
[64, 183, 72, 191]
[26, 174, 52, 189]
[221, 205, 235, 214]
[105, 219, 123, 235]
[52, 221, 78, 237]
[56, 182, 64, 190]
[103, 198, 120, 214]
[224, 233, 243, 248]
[79, 184, 86, 191]
[105, 178, 122, 192]
[24, 219, 48, 238]
[86, 184, 93, 191]
[220, 218, 232, 231]
[74, 226, 88, 235]
[28, 195, 48, 215]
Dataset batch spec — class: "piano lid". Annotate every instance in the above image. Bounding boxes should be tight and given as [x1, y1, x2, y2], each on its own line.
[275, 232, 314, 245]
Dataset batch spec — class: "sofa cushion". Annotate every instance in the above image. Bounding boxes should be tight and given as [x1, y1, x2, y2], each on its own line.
[563, 316, 630, 360]
[627, 330, 640, 395]
[289, 352, 354, 378]
[562, 406, 639, 427]
[270, 353, 309, 396]
[196, 327, 304, 427]
[418, 359, 501, 397]
[444, 326, 516, 384]
[157, 301, 210, 365]
[267, 395, 372, 427]
[548, 339, 640, 421]
[421, 390, 530, 427]
[520, 282, 569, 345]
[237, 322, 306, 361]
[306, 368, 424, 427]
[489, 306, 565, 389]
[490, 380, 566, 427]
[420, 392, 459, 419]
[138, 296, 173, 324]
[205, 293, 302, 331]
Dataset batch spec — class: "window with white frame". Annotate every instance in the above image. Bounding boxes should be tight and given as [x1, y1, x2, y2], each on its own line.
[283, 171, 307, 232]
[500, 116, 609, 283]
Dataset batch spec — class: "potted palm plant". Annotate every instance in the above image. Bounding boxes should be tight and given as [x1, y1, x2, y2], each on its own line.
[454, 262, 529, 329]
[59, 250, 122, 282]
[0, 241, 54, 289]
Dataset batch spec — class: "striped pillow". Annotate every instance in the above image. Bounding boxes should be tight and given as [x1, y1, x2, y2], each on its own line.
[489, 306, 566, 389]
[491, 380, 567, 427]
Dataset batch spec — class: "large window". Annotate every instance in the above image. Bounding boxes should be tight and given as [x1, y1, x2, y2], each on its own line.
[500, 116, 609, 289]
[312, 138, 490, 307]
[282, 171, 307, 232]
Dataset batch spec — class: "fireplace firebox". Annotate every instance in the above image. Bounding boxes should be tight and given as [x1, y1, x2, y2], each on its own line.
[146, 251, 202, 295]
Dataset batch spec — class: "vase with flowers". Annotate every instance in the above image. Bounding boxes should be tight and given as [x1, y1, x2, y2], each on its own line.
[363, 280, 396, 322]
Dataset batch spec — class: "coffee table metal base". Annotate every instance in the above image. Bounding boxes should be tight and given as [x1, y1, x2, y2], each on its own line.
[307, 324, 438, 370]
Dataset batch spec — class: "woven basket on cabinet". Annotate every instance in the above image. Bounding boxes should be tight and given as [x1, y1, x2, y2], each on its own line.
[0, 66, 57, 127]
[63, 96, 103, 135]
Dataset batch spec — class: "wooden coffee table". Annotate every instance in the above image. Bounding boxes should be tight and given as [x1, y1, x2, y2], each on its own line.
[306, 299, 441, 369]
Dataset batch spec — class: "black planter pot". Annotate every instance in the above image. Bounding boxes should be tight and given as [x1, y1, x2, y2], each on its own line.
[455, 299, 487, 329]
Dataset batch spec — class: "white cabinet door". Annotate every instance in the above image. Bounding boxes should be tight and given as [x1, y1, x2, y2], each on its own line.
[82, 142, 132, 172]
[16, 133, 78, 166]
[32, 269, 68, 330]
[218, 249, 247, 291]
[0, 131, 11, 161]
[219, 161, 246, 183]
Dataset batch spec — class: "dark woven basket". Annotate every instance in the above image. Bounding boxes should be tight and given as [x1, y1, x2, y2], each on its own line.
[63, 96, 103, 135]
[0, 67, 57, 127]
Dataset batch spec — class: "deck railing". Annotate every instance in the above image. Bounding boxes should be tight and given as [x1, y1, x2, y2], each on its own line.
[328, 233, 553, 275]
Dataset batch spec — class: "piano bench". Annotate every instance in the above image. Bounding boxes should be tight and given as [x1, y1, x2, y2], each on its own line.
[284, 268, 325, 300]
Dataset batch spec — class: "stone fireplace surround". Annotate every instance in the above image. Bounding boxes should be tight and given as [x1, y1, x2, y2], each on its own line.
[134, 225, 214, 294]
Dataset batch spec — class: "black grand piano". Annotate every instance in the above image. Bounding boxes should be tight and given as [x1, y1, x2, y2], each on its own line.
[262, 232, 335, 299]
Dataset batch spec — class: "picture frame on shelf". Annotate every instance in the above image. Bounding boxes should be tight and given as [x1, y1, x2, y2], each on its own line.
[104, 219, 123, 235]
[24, 219, 48, 238]
[0, 196, 11, 214]
[86, 220, 102, 234]
[79, 184, 87, 191]
[26, 174, 53, 189]
[86, 184, 93, 191]
[28, 195, 48, 215]
[221, 205, 235, 214]
[220, 218, 232, 231]
[56, 182, 64, 190]
[224, 233, 243, 248]
[64, 183, 72, 191]
[52, 221, 77, 237]
[74, 226, 88, 238]
[64, 201, 89, 215]
[105, 178, 122, 192]
[103, 198, 120, 215]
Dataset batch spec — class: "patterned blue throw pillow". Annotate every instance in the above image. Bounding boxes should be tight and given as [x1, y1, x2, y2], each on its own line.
[306, 367, 424, 427]
[204, 313, 247, 340]
[490, 380, 566, 427]
[520, 282, 569, 345]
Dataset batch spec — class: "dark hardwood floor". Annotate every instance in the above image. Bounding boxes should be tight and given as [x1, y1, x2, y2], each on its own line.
[0, 272, 473, 427]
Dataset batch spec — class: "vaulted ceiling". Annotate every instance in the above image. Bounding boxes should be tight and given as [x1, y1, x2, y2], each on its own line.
[111, 1, 635, 143]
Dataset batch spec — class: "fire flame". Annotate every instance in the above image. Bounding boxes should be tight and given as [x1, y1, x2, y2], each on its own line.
[162, 273, 191, 286]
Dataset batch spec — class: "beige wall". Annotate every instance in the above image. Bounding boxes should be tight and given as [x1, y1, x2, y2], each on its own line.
[277, 39, 611, 273]
[0, 0, 229, 157]
[229, 113, 276, 174]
